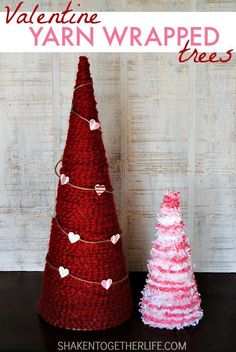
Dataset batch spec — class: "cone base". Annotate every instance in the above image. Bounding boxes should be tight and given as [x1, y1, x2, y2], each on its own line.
[141, 313, 203, 330]
[38, 265, 133, 331]
[38, 309, 132, 331]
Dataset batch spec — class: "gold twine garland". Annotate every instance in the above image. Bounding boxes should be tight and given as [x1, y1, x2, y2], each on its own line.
[74, 82, 93, 91]
[54, 216, 122, 244]
[72, 81, 101, 129]
[71, 109, 90, 123]
[54, 160, 113, 195]
[70, 109, 101, 131]
[46, 261, 128, 285]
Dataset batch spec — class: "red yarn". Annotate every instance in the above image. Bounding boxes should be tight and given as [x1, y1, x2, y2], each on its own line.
[38, 56, 133, 330]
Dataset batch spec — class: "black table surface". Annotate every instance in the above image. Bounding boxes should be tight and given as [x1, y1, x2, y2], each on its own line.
[0, 272, 236, 352]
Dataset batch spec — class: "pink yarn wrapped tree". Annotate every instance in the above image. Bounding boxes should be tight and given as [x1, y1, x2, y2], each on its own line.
[140, 191, 203, 329]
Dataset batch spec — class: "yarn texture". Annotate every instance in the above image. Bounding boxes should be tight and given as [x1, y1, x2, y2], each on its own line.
[140, 191, 203, 330]
[38, 56, 133, 330]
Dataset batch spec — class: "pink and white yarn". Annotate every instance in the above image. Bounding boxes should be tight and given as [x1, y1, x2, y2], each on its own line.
[140, 190, 203, 330]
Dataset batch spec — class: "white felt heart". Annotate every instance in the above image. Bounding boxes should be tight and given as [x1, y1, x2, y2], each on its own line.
[101, 279, 113, 290]
[60, 174, 69, 185]
[59, 266, 69, 278]
[89, 119, 100, 131]
[95, 184, 106, 196]
[110, 234, 121, 245]
[68, 232, 81, 244]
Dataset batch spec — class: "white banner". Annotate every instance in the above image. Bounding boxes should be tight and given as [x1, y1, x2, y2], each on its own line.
[0, 11, 235, 53]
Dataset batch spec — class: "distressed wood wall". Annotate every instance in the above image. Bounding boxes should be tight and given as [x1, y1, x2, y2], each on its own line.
[0, 0, 235, 271]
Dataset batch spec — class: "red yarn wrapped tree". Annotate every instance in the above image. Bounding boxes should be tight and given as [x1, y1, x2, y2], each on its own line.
[38, 56, 133, 330]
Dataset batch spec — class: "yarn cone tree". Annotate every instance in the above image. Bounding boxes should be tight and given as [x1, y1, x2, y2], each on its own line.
[38, 56, 133, 330]
[140, 191, 203, 329]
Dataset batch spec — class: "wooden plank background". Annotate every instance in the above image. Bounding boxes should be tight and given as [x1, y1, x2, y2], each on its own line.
[0, 0, 236, 272]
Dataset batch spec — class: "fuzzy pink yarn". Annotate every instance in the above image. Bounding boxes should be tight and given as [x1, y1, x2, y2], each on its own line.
[140, 190, 203, 330]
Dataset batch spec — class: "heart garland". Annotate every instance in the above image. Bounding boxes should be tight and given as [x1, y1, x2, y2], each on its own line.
[58, 265, 113, 289]
[51, 262, 127, 287]
[95, 184, 106, 196]
[68, 232, 81, 244]
[59, 266, 69, 278]
[58, 173, 110, 195]
[60, 174, 69, 185]
[89, 119, 100, 131]
[110, 234, 121, 245]
[101, 279, 113, 290]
